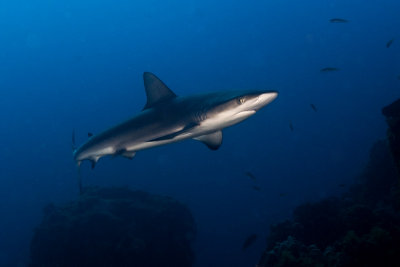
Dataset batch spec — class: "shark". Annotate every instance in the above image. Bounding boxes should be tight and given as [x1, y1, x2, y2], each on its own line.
[73, 72, 278, 168]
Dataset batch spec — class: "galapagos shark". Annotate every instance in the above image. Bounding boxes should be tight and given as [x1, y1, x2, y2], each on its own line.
[73, 72, 278, 168]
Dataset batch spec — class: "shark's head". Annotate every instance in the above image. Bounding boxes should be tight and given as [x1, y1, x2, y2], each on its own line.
[200, 90, 278, 129]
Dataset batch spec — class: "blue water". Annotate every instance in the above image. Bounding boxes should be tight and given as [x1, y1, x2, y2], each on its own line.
[0, 0, 399, 266]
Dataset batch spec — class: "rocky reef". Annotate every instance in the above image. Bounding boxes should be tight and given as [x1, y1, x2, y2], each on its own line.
[257, 99, 400, 267]
[382, 98, 400, 177]
[30, 187, 196, 267]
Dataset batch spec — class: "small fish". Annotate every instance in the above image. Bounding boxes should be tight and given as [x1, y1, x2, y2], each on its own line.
[289, 121, 294, 132]
[310, 104, 317, 112]
[321, 67, 339, 72]
[329, 18, 348, 23]
[242, 234, 257, 251]
[252, 185, 261, 191]
[279, 193, 286, 197]
[245, 172, 257, 182]
[386, 39, 394, 48]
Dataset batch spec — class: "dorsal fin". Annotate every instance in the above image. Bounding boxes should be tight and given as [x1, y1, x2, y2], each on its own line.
[143, 72, 177, 109]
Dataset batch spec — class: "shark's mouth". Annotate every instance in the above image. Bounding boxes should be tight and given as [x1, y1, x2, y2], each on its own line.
[229, 110, 256, 124]
[236, 110, 256, 117]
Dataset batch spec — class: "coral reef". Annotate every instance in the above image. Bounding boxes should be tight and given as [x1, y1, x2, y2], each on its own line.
[30, 187, 196, 267]
[258, 99, 400, 267]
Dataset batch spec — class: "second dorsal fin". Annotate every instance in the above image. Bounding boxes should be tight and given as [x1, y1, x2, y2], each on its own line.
[143, 72, 177, 109]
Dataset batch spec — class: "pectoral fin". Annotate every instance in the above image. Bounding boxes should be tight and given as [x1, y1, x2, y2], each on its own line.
[115, 149, 136, 159]
[194, 131, 223, 150]
[122, 151, 136, 159]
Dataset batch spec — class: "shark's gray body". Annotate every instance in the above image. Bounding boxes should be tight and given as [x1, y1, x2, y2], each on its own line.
[73, 72, 278, 167]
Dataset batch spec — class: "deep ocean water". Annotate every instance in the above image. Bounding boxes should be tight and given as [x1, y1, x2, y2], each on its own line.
[0, 0, 399, 266]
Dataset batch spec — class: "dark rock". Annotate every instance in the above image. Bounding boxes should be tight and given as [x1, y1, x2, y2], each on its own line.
[382, 98, 400, 177]
[30, 187, 196, 267]
[258, 129, 400, 266]
[382, 99, 400, 118]
[348, 141, 399, 208]
[258, 236, 327, 267]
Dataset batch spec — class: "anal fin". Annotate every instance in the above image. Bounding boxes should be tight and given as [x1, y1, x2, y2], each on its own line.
[194, 131, 223, 150]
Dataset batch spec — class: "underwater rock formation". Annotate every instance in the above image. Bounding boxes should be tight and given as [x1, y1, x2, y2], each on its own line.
[30, 187, 196, 267]
[258, 98, 400, 267]
[382, 98, 400, 177]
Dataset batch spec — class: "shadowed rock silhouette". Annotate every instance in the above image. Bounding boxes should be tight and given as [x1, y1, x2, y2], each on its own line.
[30, 187, 196, 267]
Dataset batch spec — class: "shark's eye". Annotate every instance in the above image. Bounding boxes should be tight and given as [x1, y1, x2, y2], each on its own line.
[237, 97, 245, 105]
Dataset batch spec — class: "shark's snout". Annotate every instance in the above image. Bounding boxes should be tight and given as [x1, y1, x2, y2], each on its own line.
[259, 91, 278, 103]
[251, 91, 278, 110]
